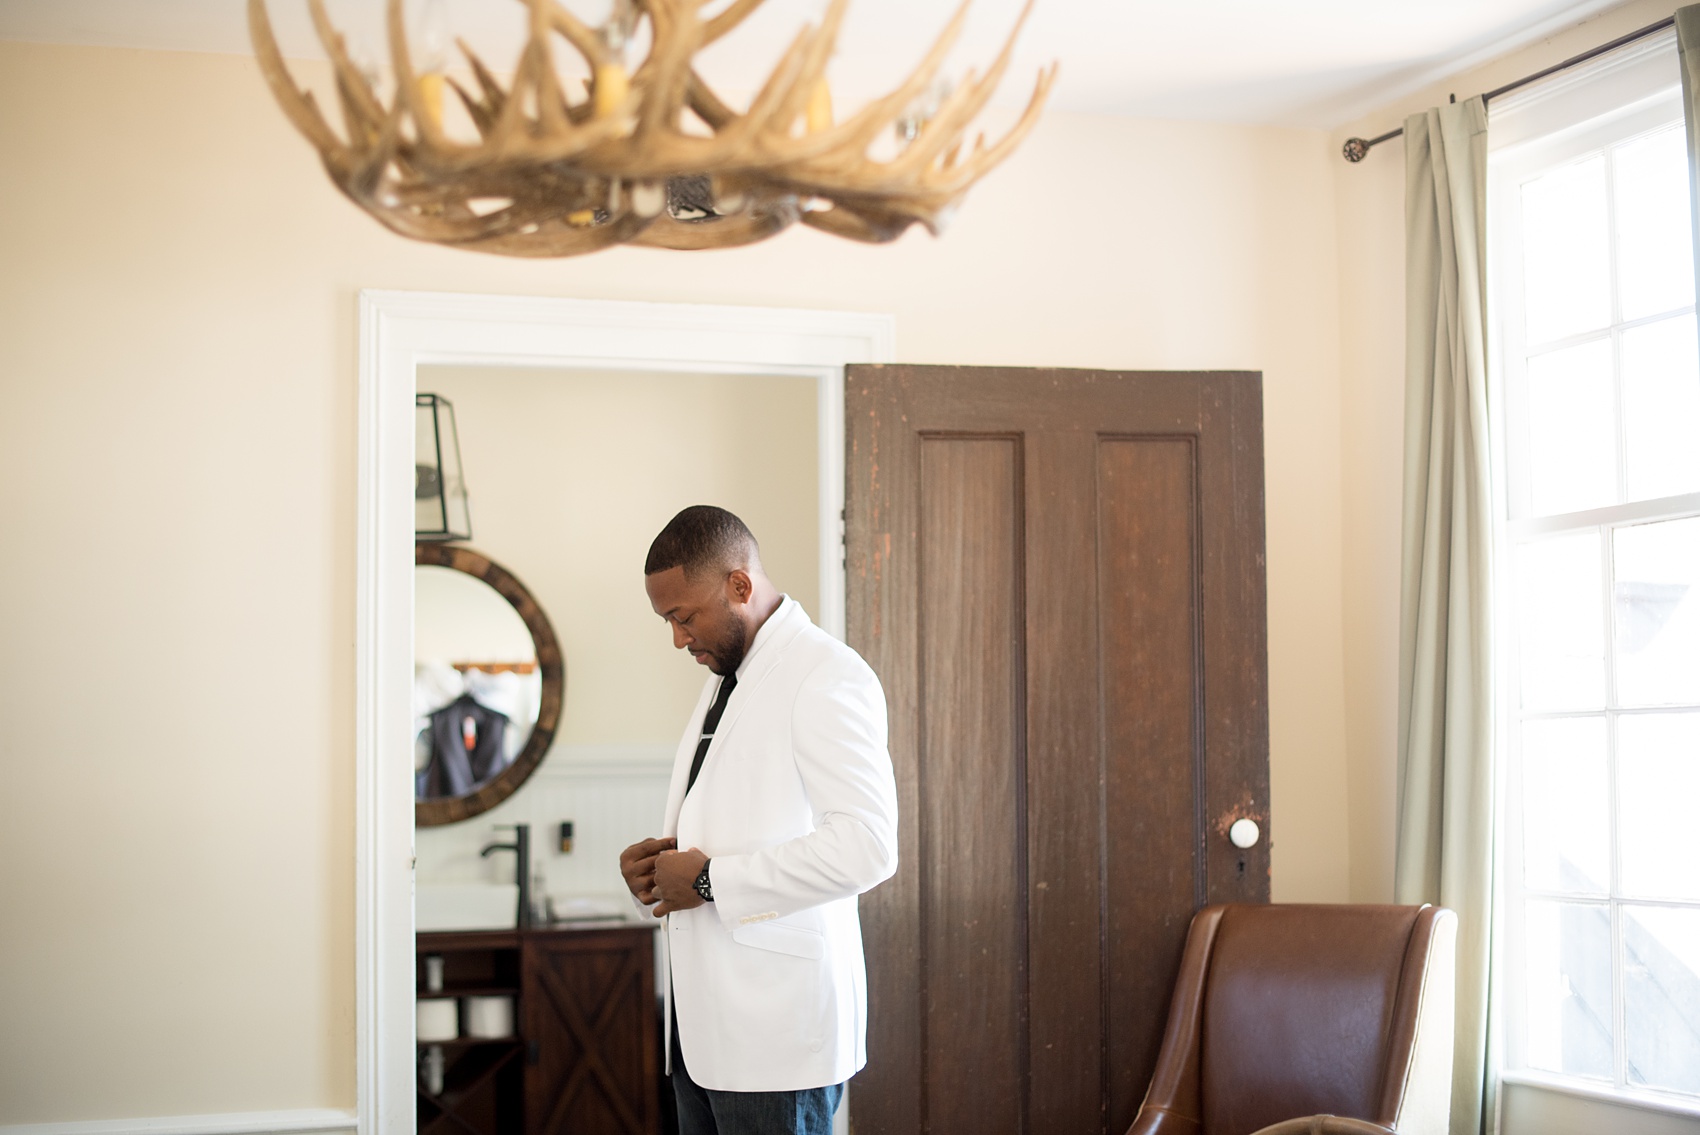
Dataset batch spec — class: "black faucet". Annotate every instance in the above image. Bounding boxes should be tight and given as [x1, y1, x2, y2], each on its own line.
[480, 823, 531, 929]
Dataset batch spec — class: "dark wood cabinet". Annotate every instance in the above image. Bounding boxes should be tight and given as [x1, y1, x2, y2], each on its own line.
[417, 924, 660, 1135]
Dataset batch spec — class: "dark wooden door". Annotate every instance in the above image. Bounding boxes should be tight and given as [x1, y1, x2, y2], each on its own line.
[845, 365, 1270, 1135]
[522, 927, 659, 1135]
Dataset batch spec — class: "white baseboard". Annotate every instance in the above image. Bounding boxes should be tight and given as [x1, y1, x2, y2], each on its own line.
[0, 1110, 358, 1135]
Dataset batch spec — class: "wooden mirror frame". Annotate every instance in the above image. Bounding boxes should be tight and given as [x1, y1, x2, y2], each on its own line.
[415, 543, 565, 827]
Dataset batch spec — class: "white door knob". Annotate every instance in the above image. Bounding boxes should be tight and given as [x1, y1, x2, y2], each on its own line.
[1228, 818, 1260, 849]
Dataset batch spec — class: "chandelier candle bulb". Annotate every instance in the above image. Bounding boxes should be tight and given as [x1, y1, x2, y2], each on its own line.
[417, 73, 445, 129]
[806, 77, 833, 133]
[593, 62, 629, 119]
[630, 181, 664, 218]
[414, 0, 449, 129]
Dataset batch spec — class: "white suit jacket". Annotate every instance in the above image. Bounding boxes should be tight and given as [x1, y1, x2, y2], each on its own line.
[658, 597, 899, 1092]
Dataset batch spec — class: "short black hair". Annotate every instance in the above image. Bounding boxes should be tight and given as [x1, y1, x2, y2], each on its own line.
[645, 505, 760, 578]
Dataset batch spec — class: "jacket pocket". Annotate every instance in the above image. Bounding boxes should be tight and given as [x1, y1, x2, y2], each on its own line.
[732, 920, 825, 960]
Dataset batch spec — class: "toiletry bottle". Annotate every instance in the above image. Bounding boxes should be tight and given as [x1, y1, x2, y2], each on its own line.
[530, 861, 549, 925]
[421, 1045, 444, 1096]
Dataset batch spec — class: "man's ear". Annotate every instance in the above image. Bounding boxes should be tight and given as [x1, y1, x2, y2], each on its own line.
[726, 569, 753, 604]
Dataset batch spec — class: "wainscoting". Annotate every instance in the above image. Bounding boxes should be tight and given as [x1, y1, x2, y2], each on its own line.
[415, 744, 675, 905]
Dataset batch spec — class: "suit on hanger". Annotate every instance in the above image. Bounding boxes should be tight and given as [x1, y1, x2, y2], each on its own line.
[418, 692, 509, 799]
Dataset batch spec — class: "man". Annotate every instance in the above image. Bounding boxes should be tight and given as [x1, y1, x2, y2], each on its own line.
[619, 505, 899, 1135]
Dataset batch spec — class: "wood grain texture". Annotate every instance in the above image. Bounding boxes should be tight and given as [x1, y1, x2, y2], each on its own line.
[521, 927, 659, 1135]
[1098, 437, 1201, 1132]
[847, 366, 1269, 1135]
[918, 436, 1027, 1133]
[1025, 429, 1108, 1134]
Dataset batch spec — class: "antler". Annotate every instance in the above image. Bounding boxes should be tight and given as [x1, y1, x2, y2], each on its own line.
[247, 0, 1054, 255]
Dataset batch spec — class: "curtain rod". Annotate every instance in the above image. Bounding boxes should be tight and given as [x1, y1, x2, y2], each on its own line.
[1340, 15, 1678, 162]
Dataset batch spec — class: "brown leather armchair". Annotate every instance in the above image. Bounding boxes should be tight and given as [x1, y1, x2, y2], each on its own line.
[1126, 904, 1457, 1135]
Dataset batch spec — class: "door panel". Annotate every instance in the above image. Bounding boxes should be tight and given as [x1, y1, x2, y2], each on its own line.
[847, 366, 1269, 1135]
[1099, 436, 1203, 1123]
[1024, 430, 1110, 1134]
[917, 436, 1027, 1131]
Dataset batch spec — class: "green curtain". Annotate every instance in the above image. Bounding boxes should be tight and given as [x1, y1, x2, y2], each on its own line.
[1398, 96, 1495, 1135]
[1680, 6, 1700, 316]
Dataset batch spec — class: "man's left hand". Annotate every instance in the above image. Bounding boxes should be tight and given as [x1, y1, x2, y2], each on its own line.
[652, 847, 709, 916]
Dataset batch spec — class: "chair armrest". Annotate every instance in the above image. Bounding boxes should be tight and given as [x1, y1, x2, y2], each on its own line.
[1124, 1107, 1203, 1135]
[1249, 1117, 1396, 1135]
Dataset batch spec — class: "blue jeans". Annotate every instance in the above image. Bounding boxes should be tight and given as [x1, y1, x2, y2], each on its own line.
[670, 1020, 843, 1135]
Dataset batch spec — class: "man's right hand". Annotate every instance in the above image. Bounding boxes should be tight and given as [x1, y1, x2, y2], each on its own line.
[619, 836, 677, 905]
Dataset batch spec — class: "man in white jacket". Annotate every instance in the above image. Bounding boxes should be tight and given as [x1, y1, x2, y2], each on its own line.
[619, 505, 899, 1135]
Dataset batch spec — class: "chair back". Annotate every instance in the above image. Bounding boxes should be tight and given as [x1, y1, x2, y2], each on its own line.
[1128, 903, 1455, 1135]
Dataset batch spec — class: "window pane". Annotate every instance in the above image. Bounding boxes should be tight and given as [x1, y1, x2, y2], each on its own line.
[1521, 717, 1610, 892]
[1622, 314, 1700, 502]
[1613, 516, 1700, 705]
[1524, 899, 1614, 1079]
[1517, 532, 1606, 710]
[1614, 124, 1696, 321]
[1527, 339, 1617, 515]
[1618, 712, 1700, 901]
[1522, 155, 1612, 344]
[1624, 904, 1700, 1096]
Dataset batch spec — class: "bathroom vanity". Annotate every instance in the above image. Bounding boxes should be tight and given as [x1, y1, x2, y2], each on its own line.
[416, 922, 660, 1135]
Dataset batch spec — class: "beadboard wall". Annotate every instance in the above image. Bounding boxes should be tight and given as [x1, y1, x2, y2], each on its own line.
[415, 744, 675, 904]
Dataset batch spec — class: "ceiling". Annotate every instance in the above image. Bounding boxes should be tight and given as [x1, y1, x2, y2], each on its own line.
[0, 0, 1630, 128]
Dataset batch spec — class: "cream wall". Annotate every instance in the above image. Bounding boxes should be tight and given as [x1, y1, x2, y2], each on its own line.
[417, 365, 821, 748]
[1329, 0, 1683, 903]
[0, 39, 1349, 1123]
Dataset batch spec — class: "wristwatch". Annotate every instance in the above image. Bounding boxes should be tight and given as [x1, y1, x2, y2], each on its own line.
[692, 860, 714, 903]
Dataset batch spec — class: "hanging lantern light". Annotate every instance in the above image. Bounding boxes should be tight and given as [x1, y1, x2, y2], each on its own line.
[416, 393, 472, 542]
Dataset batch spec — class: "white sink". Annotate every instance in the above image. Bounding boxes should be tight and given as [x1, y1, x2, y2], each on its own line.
[417, 882, 520, 932]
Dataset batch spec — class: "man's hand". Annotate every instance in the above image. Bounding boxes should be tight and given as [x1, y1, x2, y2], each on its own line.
[619, 836, 676, 905]
[651, 847, 710, 917]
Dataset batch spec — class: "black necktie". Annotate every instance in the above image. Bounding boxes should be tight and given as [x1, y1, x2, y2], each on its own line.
[685, 674, 737, 794]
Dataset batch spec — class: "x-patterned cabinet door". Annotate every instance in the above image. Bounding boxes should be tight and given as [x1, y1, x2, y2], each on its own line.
[522, 928, 660, 1135]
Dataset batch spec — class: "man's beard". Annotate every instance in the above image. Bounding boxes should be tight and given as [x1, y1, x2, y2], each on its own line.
[704, 601, 749, 675]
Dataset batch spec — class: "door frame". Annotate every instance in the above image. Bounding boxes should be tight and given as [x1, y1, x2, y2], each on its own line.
[355, 290, 894, 1135]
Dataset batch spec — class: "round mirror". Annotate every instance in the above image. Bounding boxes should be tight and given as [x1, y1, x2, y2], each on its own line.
[414, 543, 564, 827]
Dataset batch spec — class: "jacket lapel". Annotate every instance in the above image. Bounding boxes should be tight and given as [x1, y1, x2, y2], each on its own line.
[661, 678, 716, 838]
[675, 600, 812, 822]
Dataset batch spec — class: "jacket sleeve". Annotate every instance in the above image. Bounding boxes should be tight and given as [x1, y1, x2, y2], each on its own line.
[707, 651, 899, 927]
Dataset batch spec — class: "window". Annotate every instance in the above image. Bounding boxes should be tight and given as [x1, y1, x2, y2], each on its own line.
[1490, 31, 1700, 1110]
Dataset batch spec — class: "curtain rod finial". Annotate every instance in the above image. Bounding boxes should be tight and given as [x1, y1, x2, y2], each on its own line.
[1342, 137, 1369, 162]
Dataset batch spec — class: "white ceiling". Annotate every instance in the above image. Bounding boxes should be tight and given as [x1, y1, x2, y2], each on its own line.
[0, 0, 1631, 128]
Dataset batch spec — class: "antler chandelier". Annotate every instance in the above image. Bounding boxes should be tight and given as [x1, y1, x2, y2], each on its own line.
[248, 0, 1055, 257]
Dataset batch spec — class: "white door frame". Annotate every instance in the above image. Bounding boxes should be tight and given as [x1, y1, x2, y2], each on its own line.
[355, 289, 895, 1135]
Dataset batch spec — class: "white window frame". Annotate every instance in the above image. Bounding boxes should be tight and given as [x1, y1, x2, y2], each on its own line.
[1487, 28, 1700, 1123]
